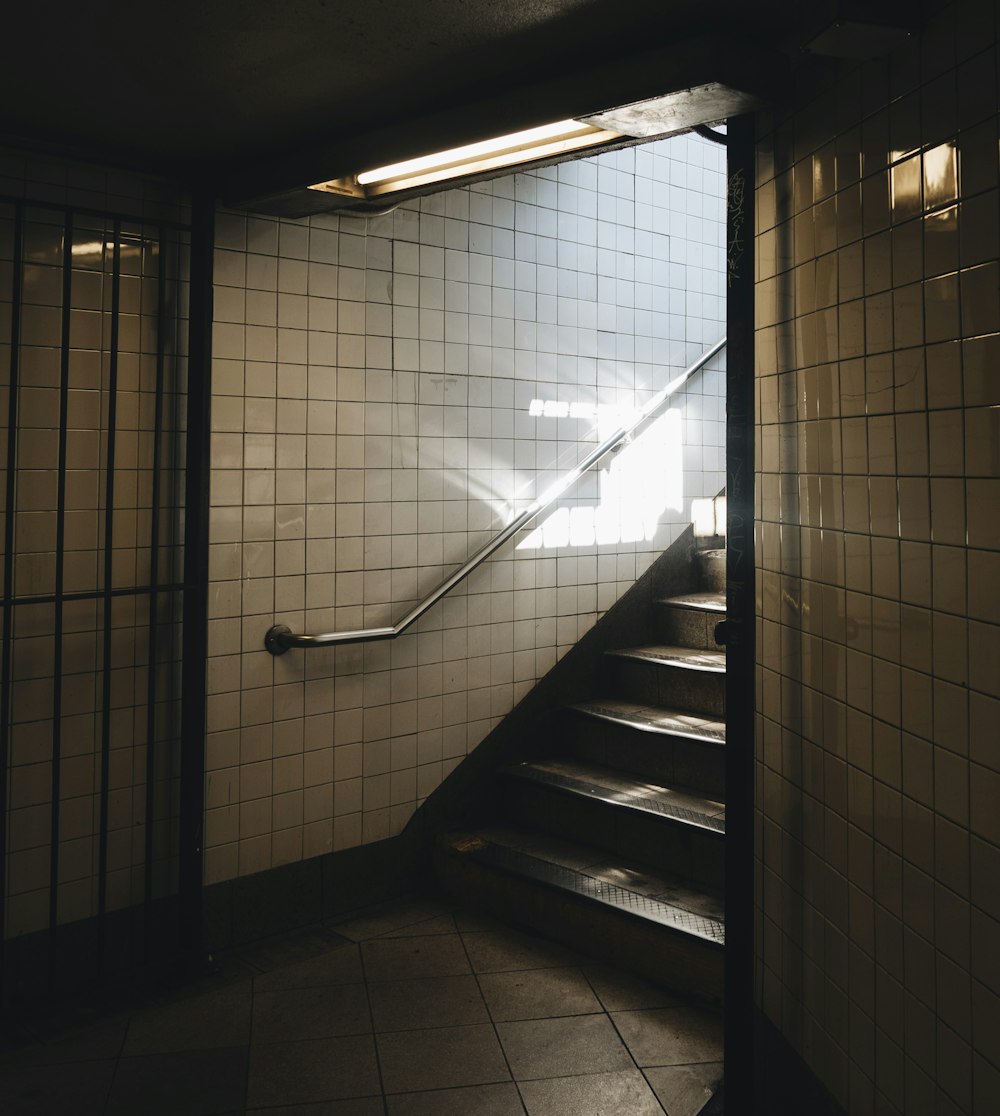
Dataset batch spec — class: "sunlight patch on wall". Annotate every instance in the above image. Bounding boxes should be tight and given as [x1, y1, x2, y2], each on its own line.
[518, 407, 684, 550]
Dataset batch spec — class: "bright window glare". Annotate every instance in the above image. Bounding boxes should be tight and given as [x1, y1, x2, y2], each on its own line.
[518, 408, 684, 551]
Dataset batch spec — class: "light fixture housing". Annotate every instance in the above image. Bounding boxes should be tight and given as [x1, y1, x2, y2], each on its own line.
[306, 82, 763, 210]
[309, 118, 623, 202]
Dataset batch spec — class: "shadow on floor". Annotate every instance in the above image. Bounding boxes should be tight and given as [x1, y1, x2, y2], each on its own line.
[0, 893, 723, 1115]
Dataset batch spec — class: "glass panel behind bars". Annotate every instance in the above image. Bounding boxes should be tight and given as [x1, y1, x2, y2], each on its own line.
[0, 199, 189, 997]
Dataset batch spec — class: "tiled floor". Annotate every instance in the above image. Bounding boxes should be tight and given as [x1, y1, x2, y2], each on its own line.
[0, 896, 723, 1115]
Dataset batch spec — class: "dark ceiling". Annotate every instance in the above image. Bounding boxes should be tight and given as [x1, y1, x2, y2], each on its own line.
[1, 1, 864, 209]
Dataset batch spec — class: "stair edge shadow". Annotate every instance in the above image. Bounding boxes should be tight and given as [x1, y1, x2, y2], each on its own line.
[404, 518, 716, 840]
[436, 834, 724, 1003]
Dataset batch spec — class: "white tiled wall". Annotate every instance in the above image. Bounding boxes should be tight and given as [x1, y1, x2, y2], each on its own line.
[755, 3, 1000, 1112]
[206, 134, 727, 883]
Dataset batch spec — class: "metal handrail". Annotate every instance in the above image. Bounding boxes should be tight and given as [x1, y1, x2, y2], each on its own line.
[264, 335, 726, 654]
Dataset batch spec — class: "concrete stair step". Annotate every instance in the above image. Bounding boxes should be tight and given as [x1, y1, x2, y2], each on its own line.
[435, 825, 724, 1002]
[560, 700, 726, 797]
[606, 645, 726, 716]
[498, 758, 725, 886]
[695, 548, 726, 593]
[653, 592, 727, 648]
[501, 759, 726, 833]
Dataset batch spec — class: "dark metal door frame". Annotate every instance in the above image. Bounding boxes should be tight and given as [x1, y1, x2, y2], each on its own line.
[724, 113, 757, 1112]
[178, 193, 214, 964]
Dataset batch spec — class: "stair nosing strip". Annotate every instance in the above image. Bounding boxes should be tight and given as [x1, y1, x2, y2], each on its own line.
[656, 595, 727, 613]
[606, 646, 727, 673]
[503, 763, 725, 834]
[446, 836, 725, 945]
[569, 702, 726, 745]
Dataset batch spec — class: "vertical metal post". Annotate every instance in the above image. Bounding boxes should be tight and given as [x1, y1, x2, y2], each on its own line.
[49, 211, 74, 985]
[97, 222, 121, 970]
[178, 195, 213, 961]
[0, 203, 24, 1000]
[143, 227, 167, 950]
[724, 113, 757, 1113]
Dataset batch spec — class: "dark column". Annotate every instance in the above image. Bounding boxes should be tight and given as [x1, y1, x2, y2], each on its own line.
[179, 194, 214, 962]
[724, 111, 757, 1114]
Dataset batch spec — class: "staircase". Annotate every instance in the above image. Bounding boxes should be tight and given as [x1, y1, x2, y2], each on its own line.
[436, 544, 727, 1003]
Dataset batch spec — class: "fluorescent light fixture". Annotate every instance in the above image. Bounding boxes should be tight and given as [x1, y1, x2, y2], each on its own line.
[310, 118, 622, 200]
[308, 82, 763, 205]
[357, 119, 619, 190]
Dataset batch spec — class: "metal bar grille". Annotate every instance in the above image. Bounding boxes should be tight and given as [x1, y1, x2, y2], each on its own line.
[49, 210, 73, 976]
[143, 224, 168, 947]
[0, 199, 195, 1007]
[96, 220, 121, 967]
[0, 202, 23, 996]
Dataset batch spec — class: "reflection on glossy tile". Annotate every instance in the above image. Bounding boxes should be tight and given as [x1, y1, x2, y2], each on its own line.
[924, 142, 959, 209]
[756, 16, 1000, 1113]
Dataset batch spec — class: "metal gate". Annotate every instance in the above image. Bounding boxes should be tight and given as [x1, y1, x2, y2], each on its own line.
[0, 196, 196, 1005]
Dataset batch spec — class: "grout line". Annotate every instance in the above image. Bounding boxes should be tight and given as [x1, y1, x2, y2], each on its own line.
[355, 931, 391, 1116]
[454, 915, 527, 1115]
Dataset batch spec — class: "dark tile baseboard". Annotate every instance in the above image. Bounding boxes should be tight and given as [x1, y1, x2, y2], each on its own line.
[753, 1008, 847, 1116]
[202, 829, 432, 954]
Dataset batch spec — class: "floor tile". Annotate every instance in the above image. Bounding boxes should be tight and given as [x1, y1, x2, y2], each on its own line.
[644, 1062, 722, 1116]
[462, 929, 577, 974]
[519, 1068, 666, 1116]
[252, 983, 372, 1043]
[246, 1099, 386, 1116]
[123, 982, 252, 1055]
[106, 1047, 247, 1116]
[246, 1034, 380, 1107]
[0, 1014, 128, 1067]
[377, 1022, 510, 1093]
[254, 943, 364, 992]
[479, 967, 602, 1022]
[239, 927, 352, 974]
[583, 966, 683, 1011]
[361, 934, 471, 981]
[378, 914, 458, 937]
[368, 974, 489, 1031]
[453, 907, 508, 932]
[610, 1007, 723, 1067]
[332, 900, 447, 942]
[497, 1014, 633, 1081]
[0, 1057, 116, 1115]
[386, 1081, 526, 1115]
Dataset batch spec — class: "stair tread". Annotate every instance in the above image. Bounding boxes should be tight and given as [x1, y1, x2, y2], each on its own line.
[570, 699, 726, 744]
[607, 645, 727, 672]
[440, 826, 725, 944]
[502, 758, 725, 832]
[656, 591, 726, 612]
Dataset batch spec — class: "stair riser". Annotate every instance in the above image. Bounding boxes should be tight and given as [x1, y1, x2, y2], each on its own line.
[609, 659, 725, 717]
[696, 549, 726, 593]
[502, 782, 725, 889]
[435, 847, 723, 1003]
[559, 714, 725, 798]
[655, 605, 723, 651]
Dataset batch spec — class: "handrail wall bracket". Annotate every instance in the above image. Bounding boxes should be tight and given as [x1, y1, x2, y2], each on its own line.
[264, 336, 726, 655]
[265, 624, 293, 655]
